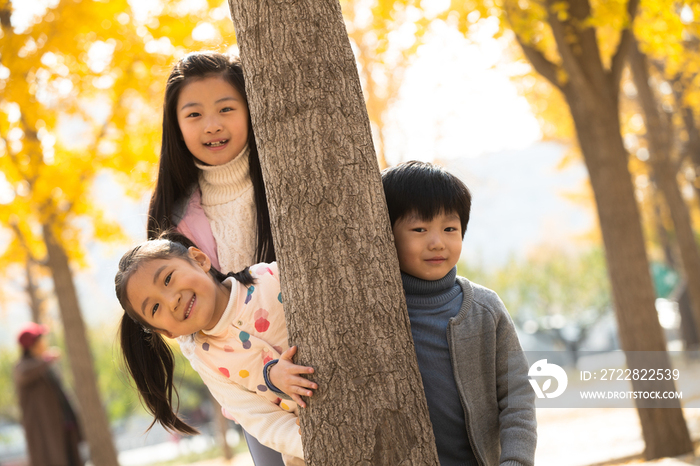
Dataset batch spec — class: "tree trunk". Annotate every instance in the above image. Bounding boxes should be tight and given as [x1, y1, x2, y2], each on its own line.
[563, 87, 693, 458]
[678, 96, 700, 206]
[42, 224, 120, 466]
[629, 41, 700, 341]
[513, 0, 692, 457]
[24, 260, 44, 324]
[209, 393, 233, 460]
[677, 284, 700, 349]
[649, 178, 700, 349]
[227, 1, 440, 464]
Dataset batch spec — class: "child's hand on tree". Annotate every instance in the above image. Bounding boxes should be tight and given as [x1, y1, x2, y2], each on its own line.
[269, 346, 317, 408]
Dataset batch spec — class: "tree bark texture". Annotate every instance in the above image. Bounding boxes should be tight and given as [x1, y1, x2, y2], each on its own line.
[629, 41, 700, 341]
[42, 224, 120, 466]
[514, 0, 693, 459]
[227, 1, 440, 464]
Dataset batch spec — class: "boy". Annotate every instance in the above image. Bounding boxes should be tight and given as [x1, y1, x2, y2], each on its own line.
[382, 161, 536, 466]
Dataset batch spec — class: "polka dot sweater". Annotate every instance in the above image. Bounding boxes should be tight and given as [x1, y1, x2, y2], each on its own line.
[178, 262, 303, 461]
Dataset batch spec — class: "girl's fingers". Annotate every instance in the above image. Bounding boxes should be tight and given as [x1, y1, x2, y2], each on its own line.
[289, 376, 317, 389]
[292, 394, 306, 408]
[280, 345, 297, 360]
[289, 365, 314, 375]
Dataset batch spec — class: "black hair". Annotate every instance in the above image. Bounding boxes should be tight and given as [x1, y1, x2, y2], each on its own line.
[147, 51, 275, 264]
[381, 161, 471, 238]
[115, 231, 254, 435]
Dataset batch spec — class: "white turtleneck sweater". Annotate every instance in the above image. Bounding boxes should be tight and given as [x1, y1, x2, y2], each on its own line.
[195, 145, 257, 273]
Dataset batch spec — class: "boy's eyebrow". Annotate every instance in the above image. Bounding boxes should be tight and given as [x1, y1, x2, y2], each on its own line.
[179, 96, 239, 111]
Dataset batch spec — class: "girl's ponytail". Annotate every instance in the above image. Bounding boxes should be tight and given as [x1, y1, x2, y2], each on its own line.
[119, 314, 198, 435]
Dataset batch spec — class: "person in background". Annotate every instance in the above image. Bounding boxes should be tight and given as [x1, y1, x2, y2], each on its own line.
[13, 322, 83, 466]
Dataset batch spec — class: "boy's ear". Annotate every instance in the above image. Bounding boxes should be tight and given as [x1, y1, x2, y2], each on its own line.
[188, 247, 211, 273]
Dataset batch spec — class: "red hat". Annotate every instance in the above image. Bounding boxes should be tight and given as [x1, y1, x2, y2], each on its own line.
[17, 322, 48, 350]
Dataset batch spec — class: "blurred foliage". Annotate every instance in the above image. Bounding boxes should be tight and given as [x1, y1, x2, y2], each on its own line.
[0, 347, 19, 423]
[89, 324, 209, 424]
[459, 246, 612, 324]
[432, 0, 700, 266]
[0, 0, 235, 298]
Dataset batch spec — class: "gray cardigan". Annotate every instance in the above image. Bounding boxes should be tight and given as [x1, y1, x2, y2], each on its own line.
[450, 276, 537, 466]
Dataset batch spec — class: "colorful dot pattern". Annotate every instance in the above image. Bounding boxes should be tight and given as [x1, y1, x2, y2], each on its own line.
[192, 262, 298, 415]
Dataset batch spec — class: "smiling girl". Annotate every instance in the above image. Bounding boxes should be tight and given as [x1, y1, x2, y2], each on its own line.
[116, 234, 314, 466]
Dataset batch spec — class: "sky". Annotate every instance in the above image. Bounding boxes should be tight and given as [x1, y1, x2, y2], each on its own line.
[385, 18, 542, 165]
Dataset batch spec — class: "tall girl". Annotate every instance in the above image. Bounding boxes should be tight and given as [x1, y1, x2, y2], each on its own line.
[146, 52, 280, 464]
[116, 236, 314, 466]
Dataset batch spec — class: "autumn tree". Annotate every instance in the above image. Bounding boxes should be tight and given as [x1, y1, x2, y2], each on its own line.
[628, 38, 700, 343]
[228, 0, 439, 463]
[0, 0, 238, 463]
[419, 0, 694, 459]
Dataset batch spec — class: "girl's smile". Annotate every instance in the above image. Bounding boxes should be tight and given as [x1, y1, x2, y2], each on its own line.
[125, 248, 230, 338]
[177, 76, 250, 167]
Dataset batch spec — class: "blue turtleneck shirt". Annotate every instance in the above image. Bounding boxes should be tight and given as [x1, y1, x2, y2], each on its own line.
[402, 267, 478, 466]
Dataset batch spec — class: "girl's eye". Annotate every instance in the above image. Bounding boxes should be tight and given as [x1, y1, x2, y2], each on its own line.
[412, 228, 426, 233]
[186, 112, 200, 118]
[152, 303, 159, 316]
[165, 272, 172, 286]
[445, 227, 457, 232]
[221, 107, 233, 113]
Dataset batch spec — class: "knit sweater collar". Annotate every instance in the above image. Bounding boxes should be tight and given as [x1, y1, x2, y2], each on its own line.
[196, 144, 252, 205]
[401, 267, 459, 305]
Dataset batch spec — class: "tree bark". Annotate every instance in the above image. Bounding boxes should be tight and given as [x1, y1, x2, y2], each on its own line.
[674, 80, 700, 206]
[629, 40, 700, 341]
[227, 1, 440, 464]
[24, 259, 44, 324]
[565, 82, 693, 461]
[513, 0, 693, 459]
[42, 224, 120, 466]
[677, 284, 700, 349]
[648, 178, 699, 349]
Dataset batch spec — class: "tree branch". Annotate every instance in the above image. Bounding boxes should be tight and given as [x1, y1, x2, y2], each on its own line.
[513, 33, 563, 91]
[609, 0, 640, 93]
[544, 0, 591, 94]
[9, 221, 49, 267]
[504, 5, 563, 91]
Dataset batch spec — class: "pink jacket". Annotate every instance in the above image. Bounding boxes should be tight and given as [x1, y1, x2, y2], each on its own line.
[175, 188, 221, 271]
